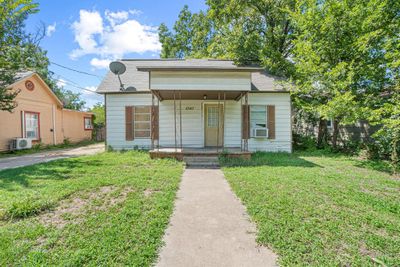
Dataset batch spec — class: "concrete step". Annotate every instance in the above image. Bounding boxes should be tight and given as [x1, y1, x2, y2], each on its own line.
[184, 156, 219, 162]
[183, 156, 220, 168]
[185, 162, 220, 168]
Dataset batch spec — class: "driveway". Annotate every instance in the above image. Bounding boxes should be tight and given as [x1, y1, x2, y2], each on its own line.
[156, 168, 277, 267]
[0, 143, 105, 171]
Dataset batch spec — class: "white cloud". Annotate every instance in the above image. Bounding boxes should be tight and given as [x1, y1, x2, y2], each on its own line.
[56, 79, 66, 87]
[46, 22, 57, 37]
[70, 10, 104, 58]
[129, 9, 142, 16]
[70, 9, 160, 61]
[105, 10, 129, 26]
[90, 58, 111, 69]
[83, 86, 98, 95]
[83, 86, 103, 109]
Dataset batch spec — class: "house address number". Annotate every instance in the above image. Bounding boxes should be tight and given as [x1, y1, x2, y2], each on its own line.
[185, 106, 195, 110]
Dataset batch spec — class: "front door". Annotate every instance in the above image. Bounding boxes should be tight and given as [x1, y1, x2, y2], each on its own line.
[204, 104, 223, 147]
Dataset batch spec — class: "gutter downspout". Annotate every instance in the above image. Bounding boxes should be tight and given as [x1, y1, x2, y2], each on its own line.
[52, 104, 57, 145]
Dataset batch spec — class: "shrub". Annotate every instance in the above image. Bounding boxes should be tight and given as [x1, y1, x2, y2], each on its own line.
[293, 133, 318, 151]
[63, 138, 71, 146]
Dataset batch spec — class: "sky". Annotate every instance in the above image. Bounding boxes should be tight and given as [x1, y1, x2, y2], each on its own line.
[25, 0, 207, 109]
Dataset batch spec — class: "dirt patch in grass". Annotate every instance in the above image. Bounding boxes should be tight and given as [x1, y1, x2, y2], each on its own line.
[39, 186, 134, 229]
[143, 188, 161, 197]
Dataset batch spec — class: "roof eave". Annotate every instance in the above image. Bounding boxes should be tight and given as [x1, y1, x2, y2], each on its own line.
[136, 66, 264, 72]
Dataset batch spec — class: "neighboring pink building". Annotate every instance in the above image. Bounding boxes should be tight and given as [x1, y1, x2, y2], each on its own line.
[0, 72, 93, 151]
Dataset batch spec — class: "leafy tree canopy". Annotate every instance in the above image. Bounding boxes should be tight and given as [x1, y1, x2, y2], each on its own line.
[0, 0, 86, 112]
[159, 1, 296, 77]
[89, 102, 105, 127]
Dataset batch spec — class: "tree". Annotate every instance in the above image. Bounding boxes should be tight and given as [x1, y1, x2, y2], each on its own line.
[207, 0, 296, 76]
[159, 6, 213, 59]
[90, 102, 105, 127]
[369, 89, 400, 171]
[0, 0, 39, 111]
[158, 0, 297, 77]
[52, 87, 86, 111]
[290, 0, 396, 149]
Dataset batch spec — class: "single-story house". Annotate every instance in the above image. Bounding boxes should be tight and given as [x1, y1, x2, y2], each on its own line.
[0, 72, 93, 151]
[97, 59, 292, 155]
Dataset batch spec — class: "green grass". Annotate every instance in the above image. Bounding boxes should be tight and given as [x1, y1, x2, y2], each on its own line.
[0, 140, 99, 158]
[0, 151, 184, 266]
[220, 151, 400, 266]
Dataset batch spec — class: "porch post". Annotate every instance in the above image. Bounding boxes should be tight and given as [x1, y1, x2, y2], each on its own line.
[223, 92, 226, 149]
[157, 97, 160, 151]
[217, 92, 220, 153]
[179, 91, 183, 150]
[151, 92, 155, 150]
[241, 94, 243, 151]
[173, 90, 177, 152]
[244, 92, 249, 152]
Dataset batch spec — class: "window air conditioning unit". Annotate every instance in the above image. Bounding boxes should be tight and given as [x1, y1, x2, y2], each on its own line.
[252, 128, 268, 138]
[11, 138, 32, 150]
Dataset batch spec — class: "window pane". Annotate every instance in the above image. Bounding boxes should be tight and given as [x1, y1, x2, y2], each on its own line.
[132, 106, 151, 138]
[134, 114, 150, 121]
[134, 106, 150, 113]
[250, 106, 266, 128]
[85, 118, 92, 128]
[207, 106, 218, 127]
[25, 113, 38, 139]
[135, 122, 150, 130]
[26, 131, 36, 138]
[134, 130, 150, 138]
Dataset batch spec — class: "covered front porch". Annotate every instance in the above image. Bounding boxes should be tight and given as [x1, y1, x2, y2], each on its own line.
[149, 89, 251, 160]
[149, 147, 251, 161]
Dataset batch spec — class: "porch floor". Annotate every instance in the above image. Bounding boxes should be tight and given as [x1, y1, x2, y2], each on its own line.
[149, 147, 251, 161]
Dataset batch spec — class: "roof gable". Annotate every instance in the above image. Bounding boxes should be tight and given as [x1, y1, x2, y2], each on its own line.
[11, 73, 63, 107]
[97, 59, 288, 93]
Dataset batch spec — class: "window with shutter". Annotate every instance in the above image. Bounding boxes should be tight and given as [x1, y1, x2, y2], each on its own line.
[125, 106, 134, 141]
[134, 106, 151, 138]
[267, 105, 276, 139]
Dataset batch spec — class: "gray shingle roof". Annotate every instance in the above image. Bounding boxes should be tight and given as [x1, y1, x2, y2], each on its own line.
[96, 59, 288, 93]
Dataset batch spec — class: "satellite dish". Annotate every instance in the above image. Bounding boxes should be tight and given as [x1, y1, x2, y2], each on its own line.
[109, 61, 126, 91]
[126, 86, 136, 91]
[109, 61, 126, 75]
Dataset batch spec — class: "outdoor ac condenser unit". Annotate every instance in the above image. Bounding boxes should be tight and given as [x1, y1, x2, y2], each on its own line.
[252, 128, 268, 138]
[10, 138, 32, 150]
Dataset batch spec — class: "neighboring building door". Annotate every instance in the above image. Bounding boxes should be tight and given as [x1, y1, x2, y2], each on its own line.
[204, 104, 223, 147]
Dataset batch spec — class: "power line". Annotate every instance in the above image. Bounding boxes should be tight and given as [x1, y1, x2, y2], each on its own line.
[50, 61, 103, 79]
[55, 74, 81, 87]
[55, 79, 98, 94]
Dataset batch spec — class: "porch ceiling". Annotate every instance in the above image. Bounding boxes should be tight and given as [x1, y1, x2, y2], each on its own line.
[152, 90, 245, 101]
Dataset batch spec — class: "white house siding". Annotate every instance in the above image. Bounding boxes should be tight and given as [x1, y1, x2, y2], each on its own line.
[106, 92, 291, 152]
[159, 100, 203, 148]
[106, 93, 152, 149]
[247, 93, 292, 152]
[151, 71, 251, 91]
[224, 100, 242, 147]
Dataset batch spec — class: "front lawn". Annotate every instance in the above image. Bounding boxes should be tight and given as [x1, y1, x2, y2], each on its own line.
[0, 151, 184, 266]
[220, 152, 400, 266]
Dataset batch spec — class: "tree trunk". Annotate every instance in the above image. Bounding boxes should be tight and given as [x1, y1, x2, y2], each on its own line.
[332, 119, 340, 150]
[317, 118, 327, 149]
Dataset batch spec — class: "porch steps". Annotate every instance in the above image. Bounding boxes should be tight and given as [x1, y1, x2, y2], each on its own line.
[183, 156, 220, 168]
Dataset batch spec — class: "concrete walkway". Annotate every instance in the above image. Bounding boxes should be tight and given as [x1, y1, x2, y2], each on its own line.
[156, 168, 277, 267]
[0, 143, 104, 170]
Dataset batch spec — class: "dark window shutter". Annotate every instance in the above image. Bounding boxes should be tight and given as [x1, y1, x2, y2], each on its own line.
[152, 106, 159, 140]
[125, 106, 134, 141]
[242, 105, 250, 139]
[267, 105, 275, 139]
